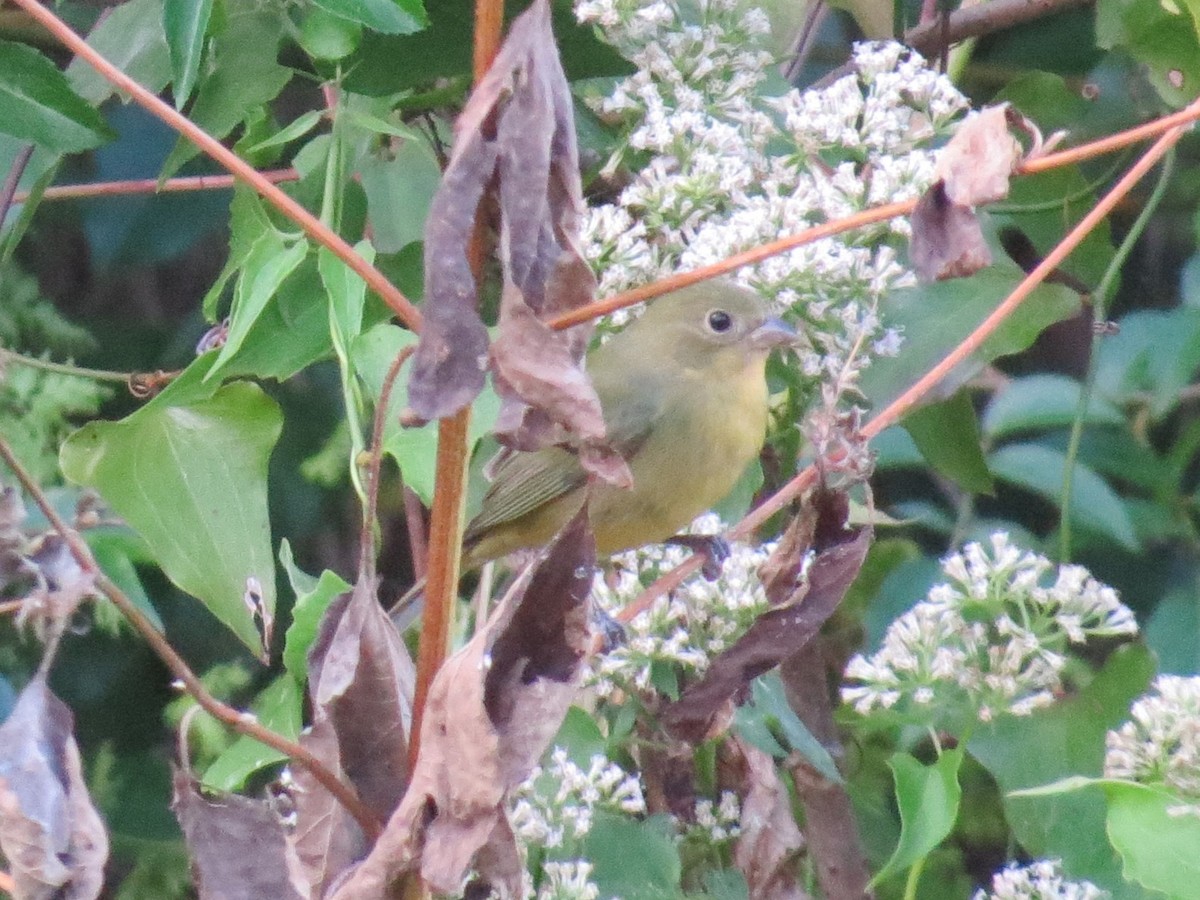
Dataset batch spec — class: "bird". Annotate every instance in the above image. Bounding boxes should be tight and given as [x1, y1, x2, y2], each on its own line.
[459, 279, 797, 569]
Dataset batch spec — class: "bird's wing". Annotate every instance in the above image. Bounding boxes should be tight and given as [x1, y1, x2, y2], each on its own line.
[464, 377, 666, 539]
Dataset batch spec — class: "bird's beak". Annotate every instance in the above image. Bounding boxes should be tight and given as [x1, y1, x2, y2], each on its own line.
[749, 316, 799, 351]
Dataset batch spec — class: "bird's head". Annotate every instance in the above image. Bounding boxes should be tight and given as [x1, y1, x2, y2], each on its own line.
[627, 280, 799, 375]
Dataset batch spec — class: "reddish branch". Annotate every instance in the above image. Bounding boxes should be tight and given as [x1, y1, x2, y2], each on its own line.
[13, 168, 298, 203]
[907, 0, 1094, 56]
[0, 437, 382, 841]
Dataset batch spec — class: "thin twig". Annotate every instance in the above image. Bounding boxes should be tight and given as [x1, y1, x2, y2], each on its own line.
[9, 0, 421, 332]
[907, 0, 1093, 56]
[360, 347, 414, 580]
[0, 437, 382, 841]
[617, 92, 1200, 623]
[0, 143, 34, 225]
[13, 168, 299, 204]
[0, 346, 136, 384]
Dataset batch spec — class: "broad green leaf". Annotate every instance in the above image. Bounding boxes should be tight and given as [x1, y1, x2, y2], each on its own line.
[163, 0, 213, 106]
[159, 12, 290, 179]
[586, 812, 681, 900]
[66, 0, 172, 106]
[87, 528, 163, 633]
[351, 323, 499, 503]
[988, 442, 1138, 550]
[0, 40, 113, 152]
[549, 706, 608, 767]
[862, 262, 1081, 413]
[202, 675, 302, 791]
[1094, 308, 1200, 419]
[280, 539, 350, 680]
[243, 110, 323, 155]
[1105, 781, 1200, 896]
[970, 645, 1156, 896]
[201, 187, 274, 319]
[208, 237, 309, 379]
[701, 870, 749, 900]
[983, 374, 1125, 440]
[60, 375, 282, 653]
[1145, 588, 1200, 675]
[733, 674, 842, 783]
[359, 138, 441, 253]
[903, 390, 994, 494]
[311, 0, 426, 34]
[300, 7, 363, 60]
[871, 747, 964, 887]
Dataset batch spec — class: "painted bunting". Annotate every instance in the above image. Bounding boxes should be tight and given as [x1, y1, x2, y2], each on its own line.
[460, 279, 797, 568]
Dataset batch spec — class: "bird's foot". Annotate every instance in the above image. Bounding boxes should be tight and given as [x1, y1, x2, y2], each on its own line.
[591, 604, 627, 652]
[666, 534, 731, 581]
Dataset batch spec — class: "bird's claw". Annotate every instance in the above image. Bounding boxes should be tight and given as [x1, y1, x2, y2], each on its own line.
[591, 604, 627, 652]
[666, 534, 731, 581]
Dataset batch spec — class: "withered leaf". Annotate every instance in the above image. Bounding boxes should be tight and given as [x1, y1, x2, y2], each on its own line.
[934, 104, 1022, 208]
[328, 510, 595, 899]
[171, 770, 307, 900]
[661, 494, 871, 743]
[307, 577, 415, 821]
[0, 674, 108, 900]
[732, 736, 806, 900]
[909, 181, 992, 283]
[291, 577, 416, 894]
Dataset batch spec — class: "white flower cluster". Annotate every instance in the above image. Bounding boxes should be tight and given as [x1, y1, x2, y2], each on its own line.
[689, 790, 742, 843]
[842, 533, 1138, 724]
[973, 859, 1109, 900]
[587, 514, 773, 696]
[536, 860, 600, 900]
[575, 0, 968, 411]
[1105, 675, 1200, 807]
[510, 747, 646, 849]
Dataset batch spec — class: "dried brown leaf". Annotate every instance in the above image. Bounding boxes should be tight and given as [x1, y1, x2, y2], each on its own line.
[909, 181, 992, 282]
[171, 770, 308, 900]
[0, 674, 108, 900]
[732, 737, 808, 900]
[660, 493, 871, 743]
[934, 104, 1022, 207]
[329, 511, 595, 899]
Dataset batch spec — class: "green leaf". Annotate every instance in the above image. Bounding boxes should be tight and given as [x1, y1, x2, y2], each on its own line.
[903, 390, 994, 494]
[300, 7, 363, 60]
[733, 674, 842, 783]
[159, 12, 290, 179]
[1104, 781, 1200, 896]
[1094, 308, 1200, 420]
[351, 323, 499, 503]
[862, 262, 1081, 413]
[163, 0, 214, 107]
[66, 0, 172, 106]
[871, 747, 964, 887]
[0, 40, 113, 152]
[319, 242, 373, 341]
[983, 374, 1125, 440]
[970, 644, 1156, 894]
[208, 237, 309, 379]
[201, 187, 273, 320]
[87, 529, 163, 633]
[280, 539, 350, 680]
[1145, 588, 1200, 675]
[311, 0, 426, 35]
[586, 812, 681, 900]
[60, 371, 282, 654]
[358, 138, 441, 253]
[243, 110, 323, 155]
[988, 442, 1139, 550]
[202, 675, 302, 790]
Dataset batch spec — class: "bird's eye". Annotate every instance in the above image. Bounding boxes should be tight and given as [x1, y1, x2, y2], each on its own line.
[707, 310, 733, 333]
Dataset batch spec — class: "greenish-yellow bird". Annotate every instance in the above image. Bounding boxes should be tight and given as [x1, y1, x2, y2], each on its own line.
[461, 280, 797, 568]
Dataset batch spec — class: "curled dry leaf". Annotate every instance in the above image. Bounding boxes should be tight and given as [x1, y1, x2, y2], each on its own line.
[292, 577, 416, 895]
[934, 104, 1022, 208]
[732, 736, 807, 900]
[660, 491, 871, 743]
[329, 511, 595, 899]
[171, 769, 308, 900]
[909, 181, 992, 283]
[0, 674, 108, 900]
